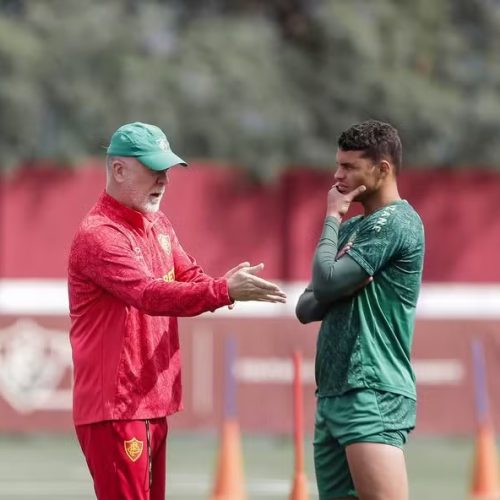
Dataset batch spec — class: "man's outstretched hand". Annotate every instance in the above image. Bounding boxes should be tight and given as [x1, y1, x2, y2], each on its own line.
[225, 262, 287, 304]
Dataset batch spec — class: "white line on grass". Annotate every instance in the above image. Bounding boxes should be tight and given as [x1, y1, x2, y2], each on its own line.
[0, 477, 319, 498]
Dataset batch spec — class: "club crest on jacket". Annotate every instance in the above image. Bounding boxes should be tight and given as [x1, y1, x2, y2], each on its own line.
[158, 234, 171, 255]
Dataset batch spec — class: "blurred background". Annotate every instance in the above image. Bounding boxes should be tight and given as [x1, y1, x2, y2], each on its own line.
[1, 0, 500, 499]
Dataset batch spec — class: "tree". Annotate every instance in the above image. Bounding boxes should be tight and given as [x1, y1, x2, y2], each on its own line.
[1, 0, 500, 176]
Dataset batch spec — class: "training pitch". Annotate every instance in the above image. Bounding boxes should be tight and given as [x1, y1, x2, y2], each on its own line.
[0, 432, 474, 499]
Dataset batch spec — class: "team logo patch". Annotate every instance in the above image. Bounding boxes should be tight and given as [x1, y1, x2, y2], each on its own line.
[156, 138, 170, 152]
[124, 438, 143, 462]
[158, 234, 171, 255]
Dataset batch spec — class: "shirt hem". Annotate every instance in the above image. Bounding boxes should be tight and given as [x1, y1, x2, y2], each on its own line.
[73, 406, 182, 426]
[316, 383, 416, 401]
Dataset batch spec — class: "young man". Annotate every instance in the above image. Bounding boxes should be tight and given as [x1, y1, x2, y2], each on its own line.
[296, 120, 424, 500]
[68, 122, 287, 500]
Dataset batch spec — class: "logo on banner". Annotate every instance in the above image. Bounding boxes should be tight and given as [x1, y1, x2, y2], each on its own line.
[0, 319, 72, 413]
[124, 438, 144, 462]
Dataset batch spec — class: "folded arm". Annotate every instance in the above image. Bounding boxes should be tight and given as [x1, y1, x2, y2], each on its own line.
[295, 217, 370, 324]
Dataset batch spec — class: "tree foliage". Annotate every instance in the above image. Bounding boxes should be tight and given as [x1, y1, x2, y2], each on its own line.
[2, 0, 500, 177]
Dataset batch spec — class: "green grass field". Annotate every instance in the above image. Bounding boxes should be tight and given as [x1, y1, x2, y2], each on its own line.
[0, 433, 474, 499]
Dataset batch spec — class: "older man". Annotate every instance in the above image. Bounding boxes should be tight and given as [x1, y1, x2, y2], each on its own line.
[68, 122, 286, 499]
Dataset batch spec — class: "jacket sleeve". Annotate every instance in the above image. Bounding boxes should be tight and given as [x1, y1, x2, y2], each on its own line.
[73, 224, 232, 317]
[168, 225, 219, 284]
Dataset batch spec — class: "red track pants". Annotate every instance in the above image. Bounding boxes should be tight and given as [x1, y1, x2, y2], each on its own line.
[76, 417, 168, 500]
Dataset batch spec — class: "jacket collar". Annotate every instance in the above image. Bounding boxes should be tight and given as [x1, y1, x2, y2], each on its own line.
[97, 191, 159, 233]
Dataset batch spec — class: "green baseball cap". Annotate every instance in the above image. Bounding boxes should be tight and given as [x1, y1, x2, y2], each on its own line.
[106, 122, 187, 171]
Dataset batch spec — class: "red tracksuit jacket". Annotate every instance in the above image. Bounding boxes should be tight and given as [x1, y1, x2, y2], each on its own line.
[68, 192, 232, 425]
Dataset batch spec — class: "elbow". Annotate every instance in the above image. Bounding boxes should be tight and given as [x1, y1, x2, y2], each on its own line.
[140, 288, 164, 316]
[295, 311, 309, 325]
[141, 303, 162, 316]
[295, 303, 311, 325]
[312, 286, 330, 304]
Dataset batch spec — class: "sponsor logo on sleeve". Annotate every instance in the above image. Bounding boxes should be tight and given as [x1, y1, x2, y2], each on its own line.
[163, 268, 175, 282]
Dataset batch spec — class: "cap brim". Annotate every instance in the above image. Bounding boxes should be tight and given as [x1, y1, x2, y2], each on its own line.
[138, 150, 188, 171]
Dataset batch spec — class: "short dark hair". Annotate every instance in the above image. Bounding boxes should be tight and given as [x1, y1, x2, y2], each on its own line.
[337, 120, 403, 174]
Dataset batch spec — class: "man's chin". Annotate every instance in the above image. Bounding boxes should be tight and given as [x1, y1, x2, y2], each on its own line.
[137, 202, 161, 214]
[353, 189, 369, 202]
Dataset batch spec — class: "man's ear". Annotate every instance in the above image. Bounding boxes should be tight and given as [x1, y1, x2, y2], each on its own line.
[111, 158, 127, 183]
[378, 159, 392, 177]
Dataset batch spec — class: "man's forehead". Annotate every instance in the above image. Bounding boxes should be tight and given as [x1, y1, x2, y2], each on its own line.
[335, 148, 367, 163]
[121, 156, 150, 170]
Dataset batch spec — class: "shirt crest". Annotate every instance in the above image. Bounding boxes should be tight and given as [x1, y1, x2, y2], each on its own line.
[158, 234, 171, 255]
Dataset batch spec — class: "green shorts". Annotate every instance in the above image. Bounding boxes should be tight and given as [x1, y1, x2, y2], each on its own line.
[313, 388, 416, 499]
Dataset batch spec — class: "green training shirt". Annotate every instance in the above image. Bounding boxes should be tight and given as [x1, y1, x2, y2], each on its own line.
[314, 200, 425, 400]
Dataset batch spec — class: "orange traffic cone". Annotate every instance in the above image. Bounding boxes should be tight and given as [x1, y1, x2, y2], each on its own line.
[290, 470, 309, 500]
[211, 419, 246, 500]
[471, 421, 500, 499]
[290, 351, 309, 500]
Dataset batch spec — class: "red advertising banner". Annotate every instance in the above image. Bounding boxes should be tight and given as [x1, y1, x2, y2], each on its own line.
[0, 305, 498, 435]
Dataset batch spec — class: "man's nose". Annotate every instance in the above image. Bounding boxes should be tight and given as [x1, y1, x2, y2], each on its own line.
[156, 171, 168, 185]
